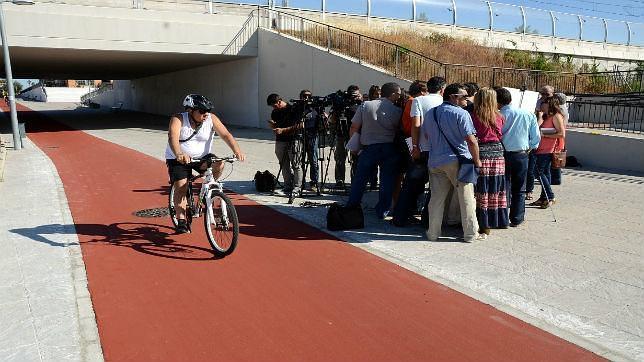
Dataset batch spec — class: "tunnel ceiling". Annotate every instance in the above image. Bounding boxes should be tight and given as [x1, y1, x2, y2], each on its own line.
[0, 47, 244, 79]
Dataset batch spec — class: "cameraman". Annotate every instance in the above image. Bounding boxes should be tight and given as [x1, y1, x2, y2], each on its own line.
[331, 85, 363, 188]
[296, 89, 321, 192]
[267, 93, 303, 203]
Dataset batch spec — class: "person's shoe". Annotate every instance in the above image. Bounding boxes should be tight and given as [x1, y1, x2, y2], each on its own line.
[529, 199, 546, 207]
[509, 222, 522, 227]
[464, 233, 487, 242]
[175, 219, 190, 234]
[335, 181, 345, 189]
[287, 193, 295, 204]
[310, 183, 319, 194]
[540, 200, 555, 209]
[479, 228, 491, 235]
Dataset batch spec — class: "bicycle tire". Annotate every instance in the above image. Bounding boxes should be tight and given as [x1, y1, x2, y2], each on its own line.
[204, 190, 239, 256]
[168, 182, 196, 230]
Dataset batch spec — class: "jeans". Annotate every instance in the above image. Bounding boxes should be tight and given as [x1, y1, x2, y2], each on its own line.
[535, 153, 555, 200]
[392, 152, 429, 225]
[504, 151, 529, 224]
[303, 129, 319, 185]
[550, 167, 562, 185]
[275, 140, 302, 194]
[526, 152, 536, 193]
[426, 161, 478, 241]
[347, 143, 399, 218]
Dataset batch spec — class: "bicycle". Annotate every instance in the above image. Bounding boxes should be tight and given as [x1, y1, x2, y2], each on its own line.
[168, 155, 239, 257]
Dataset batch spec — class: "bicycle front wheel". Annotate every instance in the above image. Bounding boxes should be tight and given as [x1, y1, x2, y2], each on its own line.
[204, 190, 239, 256]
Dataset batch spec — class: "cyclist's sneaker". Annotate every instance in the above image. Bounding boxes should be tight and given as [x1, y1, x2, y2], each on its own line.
[176, 220, 190, 234]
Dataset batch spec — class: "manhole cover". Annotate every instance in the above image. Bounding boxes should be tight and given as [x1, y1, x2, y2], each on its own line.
[134, 207, 170, 218]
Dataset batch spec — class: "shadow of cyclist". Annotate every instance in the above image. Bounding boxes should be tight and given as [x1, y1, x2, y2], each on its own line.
[10, 222, 221, 261]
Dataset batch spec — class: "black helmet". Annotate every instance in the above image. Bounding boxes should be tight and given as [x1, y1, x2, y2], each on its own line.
[183, 94, 213, 112]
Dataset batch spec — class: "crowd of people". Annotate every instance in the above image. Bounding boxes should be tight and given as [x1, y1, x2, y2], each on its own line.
[266, 80, 568, 241]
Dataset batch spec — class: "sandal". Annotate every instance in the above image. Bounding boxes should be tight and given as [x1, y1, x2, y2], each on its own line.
[525, 193, 534, 201]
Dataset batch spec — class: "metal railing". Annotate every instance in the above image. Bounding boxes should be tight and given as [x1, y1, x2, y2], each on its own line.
[222, 9, 258, 55]
[568, 93, 644, 134]
[262, 8, 643, 95]
[80, 83, 113, 104]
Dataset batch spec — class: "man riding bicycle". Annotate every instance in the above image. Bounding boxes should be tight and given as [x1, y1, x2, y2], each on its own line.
[165, 94, 245, 234]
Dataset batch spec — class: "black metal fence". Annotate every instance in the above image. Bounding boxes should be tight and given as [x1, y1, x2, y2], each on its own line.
[568, 93, 644, 134]
[265, 8, 643, 96]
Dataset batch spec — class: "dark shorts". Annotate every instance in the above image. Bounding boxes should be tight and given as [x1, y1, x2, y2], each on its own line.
[166, 158, 208, 183]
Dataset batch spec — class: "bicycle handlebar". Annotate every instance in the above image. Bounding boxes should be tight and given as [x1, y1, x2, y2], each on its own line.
[189, 155, 237, 165]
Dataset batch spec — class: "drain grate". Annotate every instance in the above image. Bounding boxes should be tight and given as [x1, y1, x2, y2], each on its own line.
[134, 207, 170, 218]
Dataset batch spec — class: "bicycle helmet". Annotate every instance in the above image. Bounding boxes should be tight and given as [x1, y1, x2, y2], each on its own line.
[183, 94, 213, 112]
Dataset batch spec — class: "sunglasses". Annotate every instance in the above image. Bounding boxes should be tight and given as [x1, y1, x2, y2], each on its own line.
[196, 109, 209, 115]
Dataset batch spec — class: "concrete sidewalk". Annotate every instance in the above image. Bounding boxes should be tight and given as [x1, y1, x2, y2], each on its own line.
[3, 101, 644, 361]
[0, 131, 103, 361]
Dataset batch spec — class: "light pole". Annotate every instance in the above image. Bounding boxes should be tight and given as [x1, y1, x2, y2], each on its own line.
[0, 0, 35, 150]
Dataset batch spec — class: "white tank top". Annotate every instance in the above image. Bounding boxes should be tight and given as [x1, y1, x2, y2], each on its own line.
[164, 112, 215, 159]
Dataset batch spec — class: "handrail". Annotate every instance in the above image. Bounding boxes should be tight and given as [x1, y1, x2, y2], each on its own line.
[261, 6, 643, 95]
[222, 9, 257, 55]
[80, 83, 113, 103]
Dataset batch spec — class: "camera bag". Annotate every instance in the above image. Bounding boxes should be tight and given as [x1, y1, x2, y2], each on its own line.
[327, 203, 364, 231]
[254, 170, 276, 192]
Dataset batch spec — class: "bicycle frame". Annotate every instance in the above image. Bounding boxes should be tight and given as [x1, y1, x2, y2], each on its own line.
[198, 166, 228, 227]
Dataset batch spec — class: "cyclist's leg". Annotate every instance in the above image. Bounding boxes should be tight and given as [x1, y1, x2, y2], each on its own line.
[172, 178, 189, 221]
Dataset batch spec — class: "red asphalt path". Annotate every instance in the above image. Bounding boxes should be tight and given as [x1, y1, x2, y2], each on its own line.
[11, 104, 603, 361]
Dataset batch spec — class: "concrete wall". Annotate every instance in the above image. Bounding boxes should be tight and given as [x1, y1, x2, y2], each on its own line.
[257, 28, 411, 127]
[3, 2, 252, 54]
[93, 57, 261, 127]
[566, 129, 644, 174]
[19, 86, 47, 102]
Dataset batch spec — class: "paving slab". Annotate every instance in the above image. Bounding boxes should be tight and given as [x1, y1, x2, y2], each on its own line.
[0, 112, 103, 362]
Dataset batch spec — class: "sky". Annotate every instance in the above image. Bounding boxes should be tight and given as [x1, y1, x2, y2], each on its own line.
[14, 0, 643, 86]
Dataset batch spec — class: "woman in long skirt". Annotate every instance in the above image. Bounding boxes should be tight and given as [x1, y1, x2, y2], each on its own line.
[470, 88, 509, 234]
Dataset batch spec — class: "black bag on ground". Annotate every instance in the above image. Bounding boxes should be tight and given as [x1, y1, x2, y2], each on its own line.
[327, 203, 364, 231]
[254, 170, 276, 192]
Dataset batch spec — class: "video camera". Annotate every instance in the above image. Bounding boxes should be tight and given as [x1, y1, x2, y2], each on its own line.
[326, 90, 362, 111]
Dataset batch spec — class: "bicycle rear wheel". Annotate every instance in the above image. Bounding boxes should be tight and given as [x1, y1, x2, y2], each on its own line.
[169, 182, 197, 230]
[204, 190, 239, 256]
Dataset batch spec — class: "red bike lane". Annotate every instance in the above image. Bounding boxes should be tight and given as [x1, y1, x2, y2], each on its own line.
[9, 104, 603, 361]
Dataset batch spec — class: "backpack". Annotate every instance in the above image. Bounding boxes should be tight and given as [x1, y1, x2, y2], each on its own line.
[254, 170, 276, 192]
[327, 203, 364, 231]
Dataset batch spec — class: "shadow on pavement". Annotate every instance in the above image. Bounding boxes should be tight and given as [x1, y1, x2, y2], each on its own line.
[10, 222, 221, 261]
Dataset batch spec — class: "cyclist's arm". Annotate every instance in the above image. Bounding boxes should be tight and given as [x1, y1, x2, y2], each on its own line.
[168, 115, 190, 164]
[212, 114, 245, 161]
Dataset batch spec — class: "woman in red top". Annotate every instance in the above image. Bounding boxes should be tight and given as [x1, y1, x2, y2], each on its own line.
[531, 97, 565, 208]
[471, 88, 509, 234]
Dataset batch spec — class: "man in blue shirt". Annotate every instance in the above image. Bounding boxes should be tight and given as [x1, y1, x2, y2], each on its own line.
[420, 83, 484, 242]
[496, 87, 541, 226]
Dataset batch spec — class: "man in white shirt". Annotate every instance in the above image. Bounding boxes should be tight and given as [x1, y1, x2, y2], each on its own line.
[392, 77, 446, 227]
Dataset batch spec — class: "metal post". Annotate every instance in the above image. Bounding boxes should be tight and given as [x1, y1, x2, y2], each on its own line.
[395, 47, 399, 77]
[602, 18, 608, 43]
[491, 68, 496, 87]
[358, 35, 362, 64]
[573, 73, 577, 94]
[208, 0, 213, 14]
[549, 11, 555, 37]
[321, 0, 325, 22]
[300, 17, 304, 42]
[520, 6, 526, 35]
[0, 2, 21, 150]
[486, 1, 492, 31]
[450, 0, 456, 26]
[327, 26, 331, 51]
[412, 0, 416, 22]
[578, 15, 583, 40]
[367, 0, 371, 25]
[626, 21, 631, 46]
